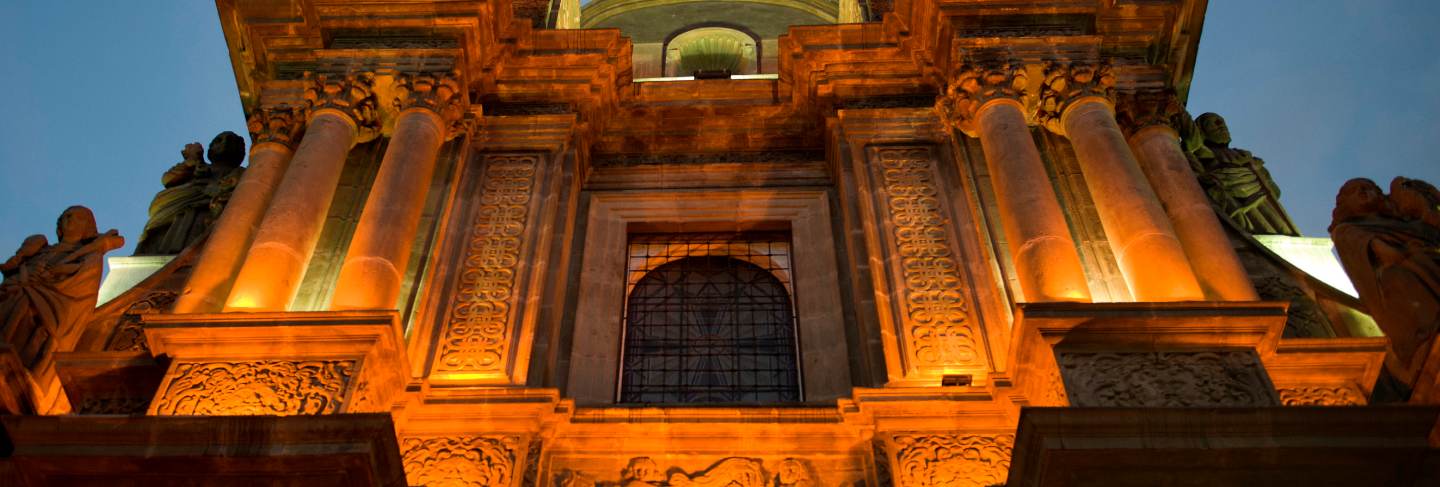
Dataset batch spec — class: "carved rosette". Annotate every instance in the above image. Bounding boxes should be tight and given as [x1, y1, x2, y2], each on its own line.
[151, 360, 354, 415]
[1115, 89, 1184, 137]
[935, 61, 1028, 137]
[1056, 351, 1280, 407]
[1278, 385, 1366, 406]
[890, 434, 1014, 487]
[401, 435, 518, 487]
[1038, 61, 1116, 134]
[304, 72, 382, 142]
[434, 155, 539, 375]
[246, 104, 309, 149]
[873, 147, 980, 369]
[394, 70, 466, 139]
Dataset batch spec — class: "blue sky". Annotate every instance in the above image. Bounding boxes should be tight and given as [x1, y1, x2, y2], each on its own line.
[1, 1, 1437, 261]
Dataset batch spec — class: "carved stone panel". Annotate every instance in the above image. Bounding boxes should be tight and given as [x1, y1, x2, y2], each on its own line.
[1056, 351, 1280, 407]
[401, 435, 519, 487]
[431, 154, 543, 382]
[889, 434, 1014, 487]
[151, 360, 354, 415]
[555, 457, 818, 487]
[862, 146, 985, 378]
[1278, 385, 1366, 406]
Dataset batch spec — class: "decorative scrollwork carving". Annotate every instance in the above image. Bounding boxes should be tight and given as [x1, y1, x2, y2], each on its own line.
[103, 290, 176, 352]
[891, 434, 1014, 487]
[1056, 351, 1279, 407]
[152, 360, 353, 415]
[401, 435, 518, 487]
[394, 70, 466, 138]
[304, 72, 381, 141]
[74, 395, 151, 415]
[936, 61, 1028, 136]
[873, 147, 979, 368]
[435, 155, 539, 373]
[1038, 61, 1115, 134]
[1278, 385, 1366, 406]
[246, 104, 309, 149]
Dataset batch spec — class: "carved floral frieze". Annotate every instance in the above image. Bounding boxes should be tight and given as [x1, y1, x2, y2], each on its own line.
[434, 154, 540, 376]
[890, 434, 1014, 487]
[151, 360, 354, 415]
[872, 147, 980, 370]
[1056, 351, 1279, 407]
[402, 435, 519, 487]
[1277, 385, 1366, 406]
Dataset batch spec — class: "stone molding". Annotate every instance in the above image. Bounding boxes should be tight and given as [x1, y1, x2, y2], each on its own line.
[246, 104, 309, 149]
[401, 435, 519, 487]
[888, 433, 1014, 487]
[1115, 89, 1184, 137]
[936, 61, 1029, 137]
[1038, 61, 1116, 135]
[151, 360, 354, 415]
[304, 72, 381, 141]
[1057, 350, 1279, 407]
[393, 70, 466, 138]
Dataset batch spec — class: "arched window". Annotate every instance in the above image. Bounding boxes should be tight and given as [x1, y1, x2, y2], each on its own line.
[619, 246, 802, 403]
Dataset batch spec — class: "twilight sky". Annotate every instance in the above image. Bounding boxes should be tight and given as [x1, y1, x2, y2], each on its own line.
[1, 1, 1437, 262]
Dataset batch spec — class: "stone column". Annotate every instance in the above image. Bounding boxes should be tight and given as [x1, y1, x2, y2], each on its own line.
[224, 73, 379, 311]
[939, 62, 1091, 302]
[331, 72, 463, 310]
[173, 106, 306, 313]
[1117, 91, 1259, 301]
[1040, 62, 1203, 301]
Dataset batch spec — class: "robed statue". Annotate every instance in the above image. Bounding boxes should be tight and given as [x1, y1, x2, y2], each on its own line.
[0, 206, 124, 369]
[1330, 177, 1440, 379]
[133, 131, 246, 255]
[1186, 113, 1299, 236]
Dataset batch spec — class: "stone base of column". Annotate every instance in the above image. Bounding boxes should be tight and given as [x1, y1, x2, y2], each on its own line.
[139, 310, 408, 415]
[1009, 301, 1292, 407]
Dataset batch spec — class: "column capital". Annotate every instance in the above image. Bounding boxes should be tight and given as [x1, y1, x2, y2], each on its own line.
[1115, 89, 1184, 139]
[305, 72, 382, 142]
[936, 61, 1028, 137]
[245, 104, 308, 150]
[1038, 61, 1116, 135]
[392, 70, 466, 139]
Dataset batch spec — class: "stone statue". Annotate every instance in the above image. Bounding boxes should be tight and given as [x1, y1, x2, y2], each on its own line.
[1330, 177, 1440, 376]
[1187, 113, 1299, 236]
[0, 206, 124, 369]
[134, 131, 246, 255]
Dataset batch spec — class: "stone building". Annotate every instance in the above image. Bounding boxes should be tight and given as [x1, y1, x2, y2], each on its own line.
[2, 0, 1437, 485]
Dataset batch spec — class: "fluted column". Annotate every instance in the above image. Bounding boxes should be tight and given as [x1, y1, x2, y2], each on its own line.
[331, 71, 464, 310]
[224, 73, 379, 311]
[1040, 62, 1203, 301]
[173, 106, 307, 312]
[1118, 91, 1259, 301]
[939, 62, 1091, 302]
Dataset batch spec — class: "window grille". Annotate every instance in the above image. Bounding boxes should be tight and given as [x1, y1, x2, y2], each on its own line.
[619, 232, 802, 403]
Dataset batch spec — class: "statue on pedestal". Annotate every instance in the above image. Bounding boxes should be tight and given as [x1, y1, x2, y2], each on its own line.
[0, 206, 124, 369]
[134, 131, 246, 255]
[1187, 113, 1299, 236]
[1330, 177, 1440, 377]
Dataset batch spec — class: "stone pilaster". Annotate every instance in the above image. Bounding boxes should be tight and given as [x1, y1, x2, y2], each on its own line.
[225, 73, 380, 311]
[1040, 61, 1203, 302]
[331, 70, 465, 310]
[1117, 89, 1260, 302]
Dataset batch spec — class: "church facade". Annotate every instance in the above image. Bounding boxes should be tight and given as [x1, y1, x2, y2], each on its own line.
[2, 0, 1438, 485]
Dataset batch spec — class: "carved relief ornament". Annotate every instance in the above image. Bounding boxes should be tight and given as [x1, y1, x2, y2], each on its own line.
[1056, 351, 1279, 407]
[1114, 89, 1184, 137]
[1037, 61, 1116, 134]
[402, 435, 518, 487]
[246, 104, 309, 149]
[304, 72, 382, 141]
[1277, 385, 1366, 406]
[151, 360, 354, 415]
[394, 69, 466, 138]
[434, 154, 540, 376]
[935, 61, 1028, 137]
[572, 457, 815, 487]
[872, 147, 980, 369]
[890, 434, 1014, 487]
